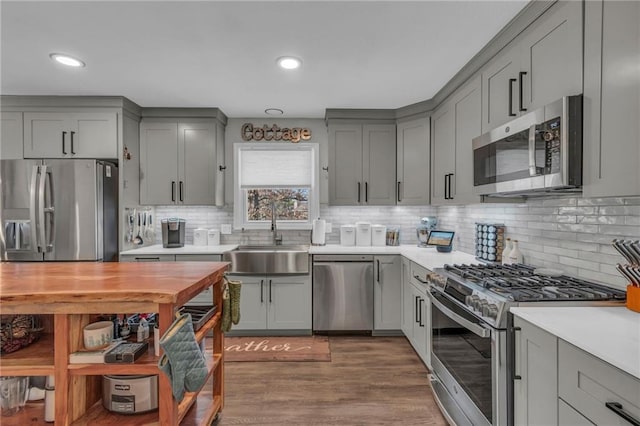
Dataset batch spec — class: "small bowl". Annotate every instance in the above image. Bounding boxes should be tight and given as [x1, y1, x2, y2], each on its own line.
[83, 321, 113, 350]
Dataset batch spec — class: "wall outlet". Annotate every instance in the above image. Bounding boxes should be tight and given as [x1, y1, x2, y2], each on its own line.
[220, 224, 232, 235]
[325, 222, 332, 233]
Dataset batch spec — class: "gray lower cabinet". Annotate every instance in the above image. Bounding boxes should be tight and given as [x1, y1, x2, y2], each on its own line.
[328, 123, 396, 205]
[396, 117, 430, 205]
[481, 0, 582, 132]
[401, 260, 430, 367]
[119, 254, 176, 262]
[583, 0, 640, 197]
[431, 76, 482, 206]
[401, 258, 414, 337]
[23, 112, 117, 159]
[513, 317, 558, 426]
[140, 118, 223, 205]
[373, 255, 401, 332]
[558, 399, 595, 426]
[0, 111, 23, 160]
[228, 274, 312, 332]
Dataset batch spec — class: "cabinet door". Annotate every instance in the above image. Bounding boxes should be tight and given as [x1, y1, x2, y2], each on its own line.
[396, 118, 430, 205]
[410, 283, 427, 357]
[373, 255, 401, 330]
[328, 124, 363, 205]
[178, 121, 217, 205]
[267, 275, 311, 330]
[0, 112, 23, 160]
[520, 1, 583, 112]
[23, 112, 68, 158]
[231, 275, 267, 330]
[363, 124, 396, 205]
[401, 260, 414, 339]
[584, 0, 640, 197]
[558, 398, 596, 426]
[481, 48, 521, 133]
[69, 112, 118, 158]
[452, 76, 482, 204]
[140, 121, 179, 205]
[430, 102, 455, 205]
[514, 317, 558, 426]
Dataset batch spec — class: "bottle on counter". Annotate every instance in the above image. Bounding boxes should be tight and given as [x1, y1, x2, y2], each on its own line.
[501, 238, 513, 264]
[508, 240, 523, 264]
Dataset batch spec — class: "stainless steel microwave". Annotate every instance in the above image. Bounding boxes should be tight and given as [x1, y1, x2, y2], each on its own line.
[472, 95, 582, 196]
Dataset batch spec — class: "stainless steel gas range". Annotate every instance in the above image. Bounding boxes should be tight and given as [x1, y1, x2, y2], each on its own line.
[426, 263, 626, 426]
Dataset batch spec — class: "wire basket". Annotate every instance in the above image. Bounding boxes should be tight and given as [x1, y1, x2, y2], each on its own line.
[0, 315, 43, 354]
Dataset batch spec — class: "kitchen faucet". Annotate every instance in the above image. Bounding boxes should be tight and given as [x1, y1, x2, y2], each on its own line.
[271, 202, 283, 245]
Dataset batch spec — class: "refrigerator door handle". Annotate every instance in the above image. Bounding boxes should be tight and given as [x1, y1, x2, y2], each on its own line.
[29, 165, 40, 253]
[38, 165, 48, 252]
[43, 166, 55, 251]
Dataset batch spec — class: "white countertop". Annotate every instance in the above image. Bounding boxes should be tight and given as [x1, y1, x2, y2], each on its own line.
[120, 244, 238, 255]
[510, 306, 640, 380]
[310, 244, 478, 270]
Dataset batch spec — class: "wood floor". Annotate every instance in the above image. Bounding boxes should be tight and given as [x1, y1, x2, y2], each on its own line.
[218, 336, 448, 425]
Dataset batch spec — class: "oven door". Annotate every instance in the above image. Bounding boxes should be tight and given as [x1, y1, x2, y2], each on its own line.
[429, 289, 506, 426]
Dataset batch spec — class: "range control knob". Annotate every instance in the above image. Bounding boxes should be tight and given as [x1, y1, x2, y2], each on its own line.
[487, 304, 499, 319]
[470, 295, 481, 310]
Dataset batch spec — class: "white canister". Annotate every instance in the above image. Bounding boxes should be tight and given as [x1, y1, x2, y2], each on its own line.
[193, 228, 208, 246]
[355, 222, 372, 246]
[340, 225, 356, 246]
[207, 229, 221, 246]
[371, 225, 387, 246]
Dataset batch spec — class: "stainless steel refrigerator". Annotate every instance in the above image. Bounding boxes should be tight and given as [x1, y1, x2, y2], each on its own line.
[1, 159, 118, 261]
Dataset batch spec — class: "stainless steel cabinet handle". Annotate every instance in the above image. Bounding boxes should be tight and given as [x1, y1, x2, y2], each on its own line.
[260, 279, 264, 303]
[365, 182, 368, 203]
[528, 124, 539, 176]
[513, 326, 522, 380]
[70, 131, 76, 154]
[171, 181, 176, 202]
[377, 259, 380, 282]
[415, 296, 420, 323]
[135, 256, 160, 261]
[413, 274, 428, 285]
[418, 298, 424, 327]
[62, 131, 67, 154]
[509, 78, 517, 116]
[606, 402, 640, 426]
[179, 181, 184, 202]
[397, 181, 401, 202]
[357, 182, 361, 203]
[429, 291, 490, 338]
[443, 174, 448, 200]
[518, 71, 527, 112]
[269, 279, 273, 303]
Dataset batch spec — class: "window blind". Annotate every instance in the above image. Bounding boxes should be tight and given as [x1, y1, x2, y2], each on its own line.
[239, 148, 313, 188]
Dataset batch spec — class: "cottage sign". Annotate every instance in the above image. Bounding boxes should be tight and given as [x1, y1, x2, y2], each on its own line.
[241, 123, 312, 143]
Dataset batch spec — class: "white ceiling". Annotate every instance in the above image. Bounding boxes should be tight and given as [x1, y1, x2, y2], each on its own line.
[1, 1, 529, 118]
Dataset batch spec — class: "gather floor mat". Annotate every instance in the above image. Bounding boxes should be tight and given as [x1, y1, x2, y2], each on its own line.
[223, 335, 331, 362]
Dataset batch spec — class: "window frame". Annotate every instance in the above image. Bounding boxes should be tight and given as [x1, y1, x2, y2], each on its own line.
[233, 142, 319, 230]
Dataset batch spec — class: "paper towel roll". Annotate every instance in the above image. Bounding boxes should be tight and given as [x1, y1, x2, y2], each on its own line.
[312, 219, 326, 245]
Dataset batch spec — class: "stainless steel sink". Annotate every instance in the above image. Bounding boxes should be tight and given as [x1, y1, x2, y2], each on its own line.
[223, 245, 309, 274]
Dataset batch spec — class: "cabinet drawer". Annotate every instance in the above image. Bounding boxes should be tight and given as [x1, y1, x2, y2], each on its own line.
[120, 254, 175, 262]
[558, 340, 640, 426]
[410, 262, 430, 287]
[175, 254, 222, 261]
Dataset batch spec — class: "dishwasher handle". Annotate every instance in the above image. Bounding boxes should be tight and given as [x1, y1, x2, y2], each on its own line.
[313, 254, 374, 262]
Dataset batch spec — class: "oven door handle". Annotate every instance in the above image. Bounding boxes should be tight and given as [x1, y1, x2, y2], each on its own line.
[429, 292, 491, 338]
[528, 123, 539, 176]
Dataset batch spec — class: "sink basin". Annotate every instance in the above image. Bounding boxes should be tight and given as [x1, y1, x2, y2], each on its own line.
[223, 245, 309, 274]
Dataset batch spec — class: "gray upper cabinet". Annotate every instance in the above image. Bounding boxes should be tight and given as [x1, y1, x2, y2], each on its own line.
[583, 0, 640, 197]
[0, 111, 23, 160]
[328, 123, 396, 205]
[431, 77, 482, 205]
[481, 1, 582, 133]
[396, 117, 430, 205]
[140, 118, 220, 205]
[23, 112, 117, 159]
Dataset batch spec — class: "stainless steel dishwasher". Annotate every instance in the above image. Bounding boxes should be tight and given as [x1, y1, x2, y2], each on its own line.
[313, 254, 374, 332]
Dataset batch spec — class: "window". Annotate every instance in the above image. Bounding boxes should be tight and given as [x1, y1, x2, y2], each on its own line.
[234, 143, 319, 230]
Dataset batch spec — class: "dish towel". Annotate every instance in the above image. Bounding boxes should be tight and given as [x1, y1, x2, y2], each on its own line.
[222, 277, 242, 332]
[157, 313, 208, 402]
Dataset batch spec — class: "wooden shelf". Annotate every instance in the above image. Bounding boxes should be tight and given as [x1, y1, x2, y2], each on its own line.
[0, 401, 47, 425]
[71, 400, 159, 426]
[179, 395, 222, 426]
[69, 337, 160, 376]
[195, 312, 220, 343]
[0, 333, 55, 376]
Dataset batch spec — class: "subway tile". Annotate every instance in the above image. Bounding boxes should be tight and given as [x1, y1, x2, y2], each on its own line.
[543, 246, 578, 258]
[544, 230, 577, 241]
[598, 225, 640, 238]
[577, 251, 622, 265]
[558, 206, 598, 215]
[623, 197, 640, 205]
[557, 223, 600, 233]
[577, 269, 626, 289]
[528, 221, 558, 230]
[576, 233, 621, 244]
[558, 256, 600, 272]
[599, 206, 640, 216]
[577, 215, 627, 225]
[541, 198, 577, 207]
[626, 216, 640, 226]
[577, 198, 626, 206]
[525, 250, 559, 263]
[558, 240, 599, 252]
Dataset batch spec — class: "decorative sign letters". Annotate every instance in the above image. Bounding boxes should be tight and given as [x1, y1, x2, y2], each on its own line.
[241, 123, 312, 143]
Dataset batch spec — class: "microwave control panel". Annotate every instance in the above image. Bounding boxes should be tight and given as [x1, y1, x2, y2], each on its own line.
[542, 117, 561, 174]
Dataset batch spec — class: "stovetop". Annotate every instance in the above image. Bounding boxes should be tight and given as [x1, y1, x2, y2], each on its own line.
[441, 263, 626, 302]
[428, 263, 626, 329]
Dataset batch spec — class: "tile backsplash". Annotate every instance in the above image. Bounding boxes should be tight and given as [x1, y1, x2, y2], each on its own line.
[154, 195, 639, 290]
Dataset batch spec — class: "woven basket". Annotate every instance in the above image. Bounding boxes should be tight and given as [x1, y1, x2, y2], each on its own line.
[0, 315, 43, 354]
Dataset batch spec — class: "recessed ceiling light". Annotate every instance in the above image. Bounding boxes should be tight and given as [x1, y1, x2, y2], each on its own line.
[276, 56, 302, 70]
[265, 108, 284, 116]
[49, 53, 85, 68]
